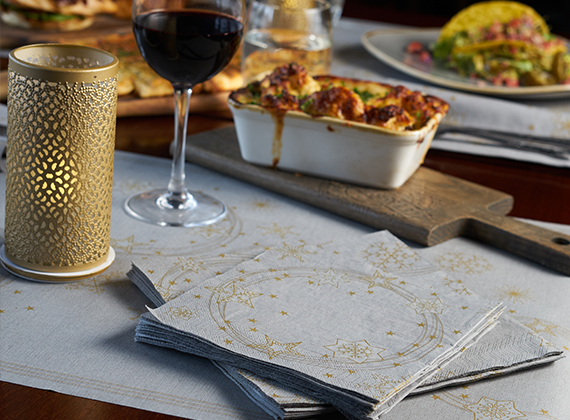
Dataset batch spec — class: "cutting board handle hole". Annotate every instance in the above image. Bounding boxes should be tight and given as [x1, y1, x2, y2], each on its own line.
[552, 237, 570, 245]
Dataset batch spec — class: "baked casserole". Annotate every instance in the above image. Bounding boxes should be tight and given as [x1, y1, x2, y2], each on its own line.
[228, 64, 449, 189]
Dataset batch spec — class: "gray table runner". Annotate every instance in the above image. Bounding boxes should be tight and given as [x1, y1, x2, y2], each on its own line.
[2, 149, 569, 420]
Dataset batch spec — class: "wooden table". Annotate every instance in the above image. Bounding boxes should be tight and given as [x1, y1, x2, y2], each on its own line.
[2, 5, 570, 420]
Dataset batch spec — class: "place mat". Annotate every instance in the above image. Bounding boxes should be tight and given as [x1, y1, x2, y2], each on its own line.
[1, 150, 569, 420]
[430, 136, 570, 168]
[0, 150, 374, 420]
[382, 219, 570, 420]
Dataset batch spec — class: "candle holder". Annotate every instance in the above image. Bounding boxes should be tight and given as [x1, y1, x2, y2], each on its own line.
[0, 44, 119, 282]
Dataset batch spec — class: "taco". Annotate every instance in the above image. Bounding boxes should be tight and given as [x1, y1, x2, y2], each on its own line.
[431, 1, 570, 86]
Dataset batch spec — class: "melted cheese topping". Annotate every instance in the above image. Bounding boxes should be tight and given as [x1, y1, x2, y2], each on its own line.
[230, 63, 449, 131]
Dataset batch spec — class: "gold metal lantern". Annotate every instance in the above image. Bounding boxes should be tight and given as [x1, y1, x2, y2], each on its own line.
[1, 44, 119, 282]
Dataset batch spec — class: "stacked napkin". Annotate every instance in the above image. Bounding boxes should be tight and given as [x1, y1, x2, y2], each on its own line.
[129, 243, 267, 307]
[129, 230, 562, 419]
[133, 231, 513, 419]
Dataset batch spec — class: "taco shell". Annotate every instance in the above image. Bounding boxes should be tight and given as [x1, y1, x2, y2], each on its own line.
[438, 1, 550, 41]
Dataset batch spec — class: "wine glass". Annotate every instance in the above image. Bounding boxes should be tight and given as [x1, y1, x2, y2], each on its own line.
[125, 0, 245, 227]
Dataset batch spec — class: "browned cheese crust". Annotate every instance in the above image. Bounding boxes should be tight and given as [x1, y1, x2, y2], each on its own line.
[231, 63, 450, 131]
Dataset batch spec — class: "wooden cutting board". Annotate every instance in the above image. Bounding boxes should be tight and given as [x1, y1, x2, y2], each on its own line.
[186, 127, 570, 276]
[115, 92, 230, 118]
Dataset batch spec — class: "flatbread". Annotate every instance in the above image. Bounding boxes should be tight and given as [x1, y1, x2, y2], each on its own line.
[68, 32, 243, 98]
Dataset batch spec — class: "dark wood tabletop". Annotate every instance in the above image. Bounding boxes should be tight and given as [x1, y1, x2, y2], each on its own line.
[1, 2, 570, 420]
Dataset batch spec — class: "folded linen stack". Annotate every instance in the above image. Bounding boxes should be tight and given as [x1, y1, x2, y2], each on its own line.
[133, 231, 524, 419]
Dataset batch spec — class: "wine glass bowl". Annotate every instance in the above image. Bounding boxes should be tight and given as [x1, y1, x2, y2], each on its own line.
[125, 0, 245, 227]
[132, 1, 244, 87]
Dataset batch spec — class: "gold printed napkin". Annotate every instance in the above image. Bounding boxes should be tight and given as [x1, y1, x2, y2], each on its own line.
[134, 231, 505, 419]
[203, 231, 564, 419]
[128, 244, 267, 307]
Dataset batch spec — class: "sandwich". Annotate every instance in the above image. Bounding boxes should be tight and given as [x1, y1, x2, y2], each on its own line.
[0, 0, 120, 31]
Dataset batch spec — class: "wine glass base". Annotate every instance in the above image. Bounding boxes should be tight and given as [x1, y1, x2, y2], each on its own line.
[124, 189, 227, 227]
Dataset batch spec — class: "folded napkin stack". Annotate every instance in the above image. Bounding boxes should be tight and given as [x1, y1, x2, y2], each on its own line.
[129, 230, 563, 419]
[133, 231, 528, 419]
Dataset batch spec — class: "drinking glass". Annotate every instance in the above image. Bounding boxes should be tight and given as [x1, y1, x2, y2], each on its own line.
[329, 0, 345, 25]
[242, 0, 333, 83]
[125, 0, 245, 227]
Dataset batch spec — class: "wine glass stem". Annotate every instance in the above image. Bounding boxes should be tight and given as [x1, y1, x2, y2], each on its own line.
[165, 85, 194, 208]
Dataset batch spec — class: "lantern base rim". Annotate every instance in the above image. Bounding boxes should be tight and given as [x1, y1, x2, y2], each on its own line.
[0, 245, 116, 282]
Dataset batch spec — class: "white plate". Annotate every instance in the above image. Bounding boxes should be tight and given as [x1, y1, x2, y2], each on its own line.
[361, 27, 570, 100]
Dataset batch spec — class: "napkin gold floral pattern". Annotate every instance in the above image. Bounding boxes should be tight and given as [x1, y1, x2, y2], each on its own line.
[201, 232, 564, 419]
[135, 231, 505, 419]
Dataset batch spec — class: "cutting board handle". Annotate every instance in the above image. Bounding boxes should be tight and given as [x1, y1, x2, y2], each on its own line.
[467, 209, 570, 276]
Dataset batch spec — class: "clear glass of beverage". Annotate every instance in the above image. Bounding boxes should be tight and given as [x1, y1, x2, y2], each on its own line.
[242, 0, 333, 83]
[329, 0, 345, 25]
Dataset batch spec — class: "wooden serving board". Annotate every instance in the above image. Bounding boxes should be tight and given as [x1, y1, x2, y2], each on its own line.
[186, 127, 570, 275]
[0, 16, 231, 117]
[0, 70, 229, 117]
[115, 92, 230, 118]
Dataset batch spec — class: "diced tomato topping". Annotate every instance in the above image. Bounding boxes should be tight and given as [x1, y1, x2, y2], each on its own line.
[406, 41, 424, 54]
[504, 77, 519, 87]
[419, 51, 432, 63]
[491, 75, 503, 86]
[508, 18, 521, 29]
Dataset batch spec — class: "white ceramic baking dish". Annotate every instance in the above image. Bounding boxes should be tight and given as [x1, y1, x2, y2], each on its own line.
[228, 98, 445, 189]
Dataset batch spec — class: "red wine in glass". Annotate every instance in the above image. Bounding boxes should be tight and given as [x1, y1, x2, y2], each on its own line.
[125, 0, 245, 228]
[133, 10, 243, 87]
